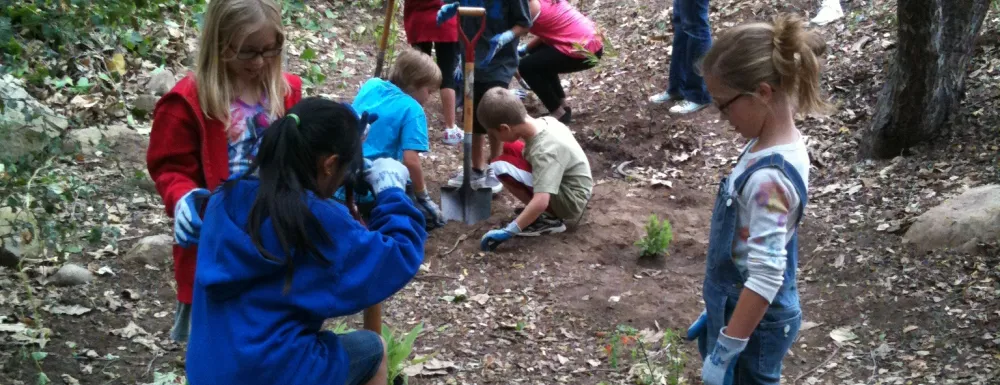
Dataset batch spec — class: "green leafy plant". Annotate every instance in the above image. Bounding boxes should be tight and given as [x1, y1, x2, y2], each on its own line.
[383, 323, 430, 385]
[636, 214, 672, 258]
[602, 325, 687, 385]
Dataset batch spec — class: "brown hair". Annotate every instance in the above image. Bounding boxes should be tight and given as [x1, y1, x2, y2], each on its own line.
[700, 14, 831, 115]
[477, 87, 527, 130]
[389, 48, 442, 94]
[196, 0, 288, 124]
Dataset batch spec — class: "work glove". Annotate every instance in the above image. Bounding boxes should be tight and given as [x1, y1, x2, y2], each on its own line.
[481, 30, 515, 67]
[686, 310, 708, 341]
[364, 158, 410, 195]
[344, 106, 379, 196]
[174, 188, 211, 248]
[413, 190, 446, 229]
[437, 2, 459, 26]
[701, 327, 746, 385]
[517, 43, 528, 58]
[480, 221, 521, 251]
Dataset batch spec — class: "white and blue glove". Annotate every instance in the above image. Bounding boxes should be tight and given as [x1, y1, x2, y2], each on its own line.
[174, 188, 210, 248]
[414, 190, 446, 229]
[481, 30, 515, 67]
[517, 43, 528, 58]
[702, 327, 747, 385]
[436, 2, 459, 26]
[364, 158, 410, 195]
[480, 221, 521, 251]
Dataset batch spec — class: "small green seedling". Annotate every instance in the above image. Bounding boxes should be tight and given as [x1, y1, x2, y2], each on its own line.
[636, 214, 672, 258]
[383, 323, 431, 385]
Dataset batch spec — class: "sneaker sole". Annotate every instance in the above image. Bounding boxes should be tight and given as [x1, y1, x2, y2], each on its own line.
[669, 104, 709, 115]
[517, 223, 567, 237]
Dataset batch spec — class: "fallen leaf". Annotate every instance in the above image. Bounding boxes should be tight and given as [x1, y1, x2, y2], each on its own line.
[70, 94, 100, 108]
[61, 374, 81, 385]
[48, 305, 92, 316]
[470, 293, 489, 305]
[107, 53, 127, 76]
[829, 327, 857, 343]
[556, 354, 569, 365]
[800, 321, 821, 331]
[111, 321, 146, 339]
[608, 296, 621, 303]
[903, 325, 919, 334]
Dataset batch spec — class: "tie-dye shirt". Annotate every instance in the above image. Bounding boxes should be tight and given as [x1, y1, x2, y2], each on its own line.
[227, 99, 273, 179]
[726, 138, 810, 304]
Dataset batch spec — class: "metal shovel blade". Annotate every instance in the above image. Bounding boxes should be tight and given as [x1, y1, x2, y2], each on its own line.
[441, 183, 493, 224]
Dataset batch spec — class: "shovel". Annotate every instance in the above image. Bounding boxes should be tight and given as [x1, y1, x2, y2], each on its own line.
[441, 6, 493, 225]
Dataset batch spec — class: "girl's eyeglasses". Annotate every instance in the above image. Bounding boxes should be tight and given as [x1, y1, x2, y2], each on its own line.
[715, 93, 752, 114]
[232, 47, 283, 61]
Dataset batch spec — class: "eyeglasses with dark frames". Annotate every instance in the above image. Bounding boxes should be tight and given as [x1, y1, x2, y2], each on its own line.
[715, 93, 752, 114]
[231, 46, 283, 61]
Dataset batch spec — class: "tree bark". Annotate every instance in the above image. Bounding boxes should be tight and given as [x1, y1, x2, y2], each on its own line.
[862, 0, 991, 159]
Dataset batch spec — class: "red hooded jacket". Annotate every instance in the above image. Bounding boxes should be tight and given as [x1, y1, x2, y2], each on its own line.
[147, 73, 302, 304]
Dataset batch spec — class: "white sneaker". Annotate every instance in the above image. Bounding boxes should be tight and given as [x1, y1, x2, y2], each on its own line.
[649, 91, 683, 104]
[442, 125, 463, 145]
[811, 0, 844, 26]
[668, 100, 709, 115]
[483, 167, 503, 194]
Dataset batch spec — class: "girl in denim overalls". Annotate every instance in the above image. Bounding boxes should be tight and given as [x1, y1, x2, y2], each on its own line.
[689, 14, 831, 385]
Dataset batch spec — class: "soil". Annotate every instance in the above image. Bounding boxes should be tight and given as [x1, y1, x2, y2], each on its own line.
[2, 0, 999, 384]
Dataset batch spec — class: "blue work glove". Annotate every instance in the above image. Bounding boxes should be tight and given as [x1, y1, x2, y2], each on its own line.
[517, 43, 528, 58]
[364, 158, 410, 195]
[686, 311, 708, 341]
[414, 190, 446, 229]
[481, 30, 516, 67]
[702, 327, 747, 385]
[436, 2, 459, 26]
[174, 188, 210, 248]
[480, 221, 521, 251]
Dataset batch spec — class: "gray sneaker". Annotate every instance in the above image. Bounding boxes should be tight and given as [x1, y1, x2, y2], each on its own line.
[482, 167, 503, 194]
[518, 213, 566, 237]
[446, 168, 483, 188]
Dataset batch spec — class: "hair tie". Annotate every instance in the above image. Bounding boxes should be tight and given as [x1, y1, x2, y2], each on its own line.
[287, 113, 300, 126]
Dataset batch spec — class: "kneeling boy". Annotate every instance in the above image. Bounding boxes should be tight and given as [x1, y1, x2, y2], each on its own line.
[337, 48, 446, 229]
[477, 88, 593, 251]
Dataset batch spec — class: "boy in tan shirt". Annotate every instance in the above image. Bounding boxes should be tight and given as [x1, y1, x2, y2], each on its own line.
[476, 88, 593, 251]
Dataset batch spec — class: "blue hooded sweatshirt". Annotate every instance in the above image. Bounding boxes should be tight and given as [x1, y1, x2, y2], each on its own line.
[185, 180, 427, 385]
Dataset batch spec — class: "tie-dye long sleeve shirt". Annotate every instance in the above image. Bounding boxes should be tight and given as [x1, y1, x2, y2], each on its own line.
[725, 139, 810, 304]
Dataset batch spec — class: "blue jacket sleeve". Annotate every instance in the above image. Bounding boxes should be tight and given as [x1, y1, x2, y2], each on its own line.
[326, 188, 427, 315]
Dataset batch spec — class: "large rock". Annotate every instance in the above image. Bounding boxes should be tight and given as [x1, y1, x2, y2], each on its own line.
[65, 123, 149, 165]
[0, 74, 69, 162]
[125, 234, 173, 265]
[0, 206, 42, 265]
[132, 94, 160, 116]
[147, 69, 176, 96]
[903, 184, 1000, 253]
[51, 264, 94, 286]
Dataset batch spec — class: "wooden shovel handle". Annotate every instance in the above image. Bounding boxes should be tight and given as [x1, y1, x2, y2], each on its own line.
[363, 304, 382, 334]
[458, 6, 486, 17]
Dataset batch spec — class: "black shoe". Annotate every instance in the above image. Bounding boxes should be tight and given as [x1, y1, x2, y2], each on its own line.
[518, 213, 567, 237]
[555, 106, 572, 124]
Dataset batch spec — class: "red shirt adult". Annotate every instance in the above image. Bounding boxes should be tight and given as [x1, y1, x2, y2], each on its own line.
[403, 0, 458, 44]
[147, 73, 302, 304]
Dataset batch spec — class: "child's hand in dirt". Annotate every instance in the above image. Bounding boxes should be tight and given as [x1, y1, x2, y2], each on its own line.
[174, 188, 211, 248]
[481, 30, 515, 67]
[364, 158, 409, 195]
[702, 327, 747, 385]
[480, 221, 521, 251]
[414, 190, 446, 229]
[437, 2, 459, 26]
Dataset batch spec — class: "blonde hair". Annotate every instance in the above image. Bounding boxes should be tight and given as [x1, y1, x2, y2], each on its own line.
[477, 87, 527, 129]
[701, 14, 831, 115]
[196, 0, 289, 123]
[389, 48, 442, 94]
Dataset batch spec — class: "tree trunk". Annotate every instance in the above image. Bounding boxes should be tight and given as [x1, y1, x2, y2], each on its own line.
[862, 0, 991, 159]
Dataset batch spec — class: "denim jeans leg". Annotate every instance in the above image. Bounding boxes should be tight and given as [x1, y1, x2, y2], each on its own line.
[667, 0, 687, 96]
[680, 0, 712, 104]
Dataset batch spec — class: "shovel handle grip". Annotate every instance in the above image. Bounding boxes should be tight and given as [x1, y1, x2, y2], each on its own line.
[458, 6, 486, 17]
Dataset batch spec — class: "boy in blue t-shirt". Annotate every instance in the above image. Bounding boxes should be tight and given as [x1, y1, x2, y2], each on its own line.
[342, 48, 446, 229]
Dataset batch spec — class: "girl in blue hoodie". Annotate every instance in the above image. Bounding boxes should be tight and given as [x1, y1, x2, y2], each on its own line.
[185, 97, 427, 385]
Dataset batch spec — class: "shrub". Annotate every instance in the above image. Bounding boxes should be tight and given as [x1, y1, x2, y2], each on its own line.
[636, 214, 672, 258]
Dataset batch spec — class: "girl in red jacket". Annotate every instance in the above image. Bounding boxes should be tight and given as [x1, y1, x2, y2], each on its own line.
[146, 0, 302, 342]
[403, 0, 462, 142]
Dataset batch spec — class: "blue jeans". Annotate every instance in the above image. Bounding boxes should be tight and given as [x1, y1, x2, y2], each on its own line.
[342, 330, 384, 385]
[667, 0, 712, 104]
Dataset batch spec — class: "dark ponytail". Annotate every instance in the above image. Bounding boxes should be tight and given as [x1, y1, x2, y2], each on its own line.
[226, 97, 361, 291]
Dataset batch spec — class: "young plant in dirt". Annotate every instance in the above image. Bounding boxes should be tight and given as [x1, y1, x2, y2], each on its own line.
[602, 325, 687, 385]
[636, 214, 672, 258]
[327, 321, 431, 385]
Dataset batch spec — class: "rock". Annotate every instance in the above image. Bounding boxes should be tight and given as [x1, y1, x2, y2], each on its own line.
[132, 94, 160, 116]
[125, 234, 173, 265]
[0, 74, 69, 162]
[147, 69, 176, 96]
[903, 184, 1000, 253]
[0, 206, 42, 264]
[65, 124, 149, 165]
[51, 264, 94, 286]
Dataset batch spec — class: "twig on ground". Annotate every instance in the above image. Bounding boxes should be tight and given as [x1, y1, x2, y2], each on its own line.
[439, 226, 484, 257]
[414, 274, 458, 281]
[866, 348, 879, 385]
[794, 344, 841, 385]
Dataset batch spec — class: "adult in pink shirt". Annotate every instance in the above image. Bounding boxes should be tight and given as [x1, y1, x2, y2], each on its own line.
[517, 0, 603, 124]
